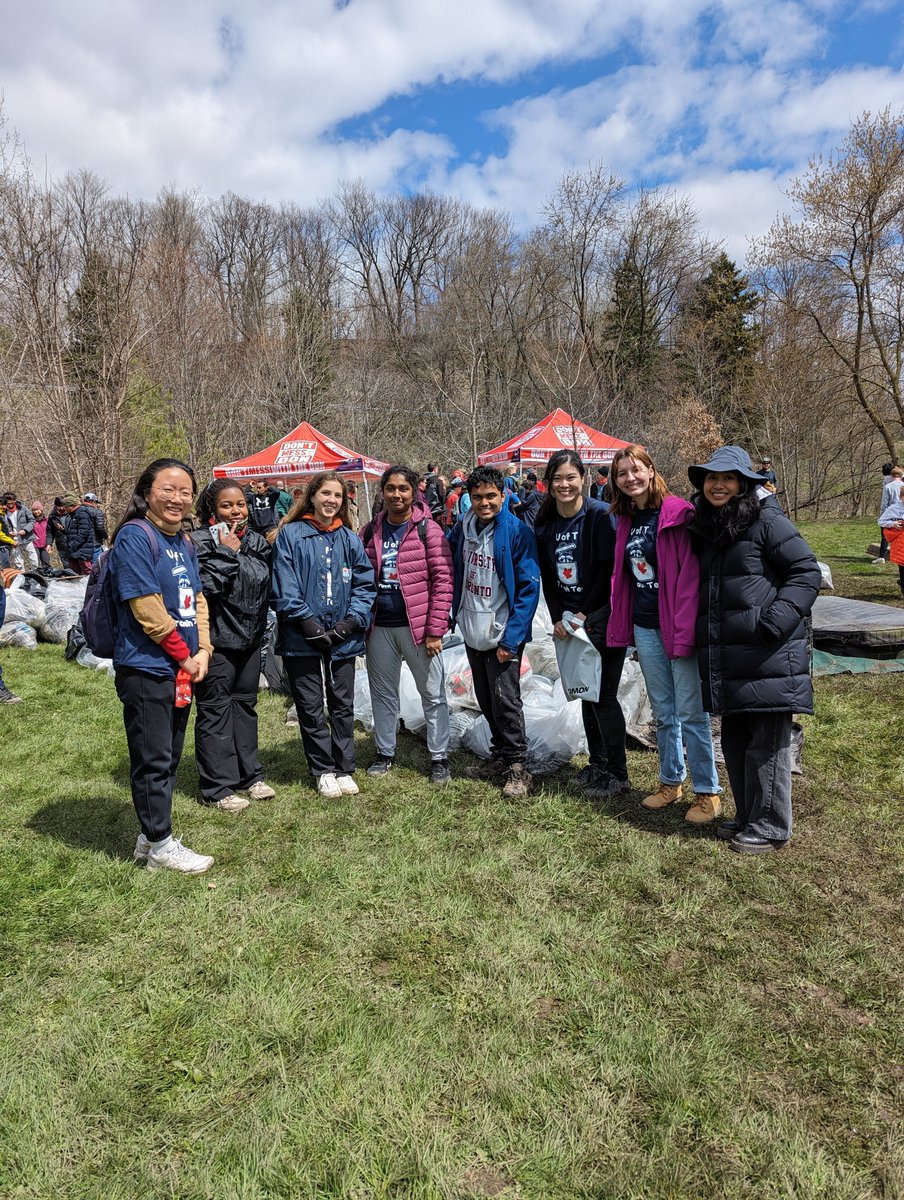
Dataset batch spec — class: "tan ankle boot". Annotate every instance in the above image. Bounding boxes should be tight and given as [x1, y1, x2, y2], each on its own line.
[685, 792, 723, 824]
[641, 782, 683, 809]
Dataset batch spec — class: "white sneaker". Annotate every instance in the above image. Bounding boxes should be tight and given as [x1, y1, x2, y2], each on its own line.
[335, 774, 360, 795]
[246, 780, 276, 800]
[317, 772, 343, 798]
[134, 833, 151, 862]
[872, 557, 886, 565]
[208, 794, 250, 812]
[147, 836, 214, 874]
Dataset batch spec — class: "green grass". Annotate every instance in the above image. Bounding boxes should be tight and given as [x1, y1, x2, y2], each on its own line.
[1, 520, 902, 1199]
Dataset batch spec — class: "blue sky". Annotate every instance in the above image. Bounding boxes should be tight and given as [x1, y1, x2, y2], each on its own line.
[2, 0, 903, 259]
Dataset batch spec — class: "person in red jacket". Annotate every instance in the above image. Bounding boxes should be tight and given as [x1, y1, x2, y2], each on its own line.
[361, 464, 454, 785]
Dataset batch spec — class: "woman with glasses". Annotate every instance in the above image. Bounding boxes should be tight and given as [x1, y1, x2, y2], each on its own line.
[109, 458, 215, 874]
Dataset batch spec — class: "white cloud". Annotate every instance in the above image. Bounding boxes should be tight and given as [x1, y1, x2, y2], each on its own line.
[1, 0, 902, 263]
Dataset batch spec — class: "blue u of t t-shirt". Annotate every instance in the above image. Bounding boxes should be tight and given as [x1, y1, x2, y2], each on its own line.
[111, 520, 202, 676]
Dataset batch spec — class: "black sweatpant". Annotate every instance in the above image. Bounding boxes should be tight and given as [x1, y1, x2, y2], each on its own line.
[581, 630, 628, 782]
[115, 666, 191, 842]
[285, 654, 356, 777]
[720, 711, 794, 842]
[465, 644, 527, 765]
[194, 645, 263, 802]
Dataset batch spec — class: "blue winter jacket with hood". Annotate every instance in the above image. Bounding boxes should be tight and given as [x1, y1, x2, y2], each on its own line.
[449, 500, 540, 652]
[271, 519, 376, 660]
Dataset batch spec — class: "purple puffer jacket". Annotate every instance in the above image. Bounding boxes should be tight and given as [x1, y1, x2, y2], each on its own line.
[607, 494, 700, 659]
[362, 499, 453, 645]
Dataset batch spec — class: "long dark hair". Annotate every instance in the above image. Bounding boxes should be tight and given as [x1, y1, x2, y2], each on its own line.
[688, 476, 761, 551]
[196, 477, 245, 525]
[536, 450, 585, 528]
[111, 458, 197, 543]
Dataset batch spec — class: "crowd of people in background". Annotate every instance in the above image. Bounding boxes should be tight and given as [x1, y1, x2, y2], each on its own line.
[0, 442, 844, 874]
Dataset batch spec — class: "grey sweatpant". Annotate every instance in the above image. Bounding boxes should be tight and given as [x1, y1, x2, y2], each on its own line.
[366, 624, 450, 760]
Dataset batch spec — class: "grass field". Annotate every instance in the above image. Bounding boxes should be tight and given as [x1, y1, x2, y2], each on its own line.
[0, 518, 901, 1199]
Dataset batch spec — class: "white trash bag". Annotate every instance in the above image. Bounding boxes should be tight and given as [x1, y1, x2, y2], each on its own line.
[42, 577, 89, 643]
[4, 589, 46, 629]
[554, 614, 601, 702]
[0, 620, 37, 649]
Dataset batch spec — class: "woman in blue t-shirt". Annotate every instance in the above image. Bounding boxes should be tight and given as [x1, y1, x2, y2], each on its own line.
[534, 449, 627, 799]
[271, 472, 376, 799]
[109, 458, 215, 874]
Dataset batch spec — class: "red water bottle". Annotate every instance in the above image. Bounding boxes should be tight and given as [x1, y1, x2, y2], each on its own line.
[175, 668, 193, 708]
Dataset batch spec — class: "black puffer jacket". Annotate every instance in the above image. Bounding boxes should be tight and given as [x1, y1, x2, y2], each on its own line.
[191, 526, 272, 651]
[693, 499, 821, 714]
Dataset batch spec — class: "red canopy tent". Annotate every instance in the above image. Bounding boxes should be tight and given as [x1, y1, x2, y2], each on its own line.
[212, 421, 389, 483]
[478, 408, 633, 468]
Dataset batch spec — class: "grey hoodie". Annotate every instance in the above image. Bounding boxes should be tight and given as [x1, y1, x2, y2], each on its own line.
[457, 511, 510, 651]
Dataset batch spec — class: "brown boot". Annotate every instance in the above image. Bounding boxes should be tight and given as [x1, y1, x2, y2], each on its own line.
[685, 793, 723, 824]
[502, 763, 532, 799]
[641, 782, 683, 810]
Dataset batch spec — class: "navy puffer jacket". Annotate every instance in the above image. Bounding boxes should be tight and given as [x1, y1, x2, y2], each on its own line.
[693, 500, 821, 714]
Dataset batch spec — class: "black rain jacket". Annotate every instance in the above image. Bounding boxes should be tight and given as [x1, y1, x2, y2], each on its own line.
[191, 526, 272, 651]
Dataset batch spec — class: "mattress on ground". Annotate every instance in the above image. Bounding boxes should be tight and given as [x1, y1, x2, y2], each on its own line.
[811, 594, 904, 657]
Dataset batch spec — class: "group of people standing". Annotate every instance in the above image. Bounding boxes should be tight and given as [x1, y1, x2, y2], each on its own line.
[101, 440, 820, 876]
[0, 491, 107, 575]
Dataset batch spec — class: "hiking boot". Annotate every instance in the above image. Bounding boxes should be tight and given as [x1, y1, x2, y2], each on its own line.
[366, 755, 395, 777]
[246, 780, 276, 800]
[317, 773, 343, 798]
[0, 684, 21, 704]
[429, 759, 451, 786]
[685, 792, 723, 824]
[502, 763, 532, 799]
[335, 774, 360, 795]
[147, 837, 214, 874]
[465, 757, 507, 780]
[134, 833, 151, 862]
[207, 794, 250, 813]
[641, 782, 683, 809]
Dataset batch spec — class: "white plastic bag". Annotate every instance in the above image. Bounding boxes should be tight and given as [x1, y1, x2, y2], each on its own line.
[4, 589, 46, 629]
[42, 577, 89, 643]
[0, 620, 37, 648]
[554, 616, 601, 702]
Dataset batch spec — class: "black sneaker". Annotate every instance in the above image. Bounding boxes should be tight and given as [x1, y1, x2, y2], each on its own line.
[573, 764, 603, 789]
[429, 759, 451, 786]
[0, 684, 21, 704]
[366, 754, 395, 777]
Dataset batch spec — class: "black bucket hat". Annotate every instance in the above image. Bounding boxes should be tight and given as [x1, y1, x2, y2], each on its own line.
[688, 445, 765, 490]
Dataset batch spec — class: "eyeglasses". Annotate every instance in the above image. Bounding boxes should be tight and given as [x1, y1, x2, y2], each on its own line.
[152, 486, 194, 501]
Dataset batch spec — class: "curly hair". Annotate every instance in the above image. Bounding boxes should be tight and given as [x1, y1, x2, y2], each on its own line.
[195, 477, 246, 525]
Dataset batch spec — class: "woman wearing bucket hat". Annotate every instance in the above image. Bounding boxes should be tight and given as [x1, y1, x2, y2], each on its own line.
[688, 445, 821, 854]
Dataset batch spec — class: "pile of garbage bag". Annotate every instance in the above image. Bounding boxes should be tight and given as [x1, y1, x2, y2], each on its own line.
[1, 574, 91, 649]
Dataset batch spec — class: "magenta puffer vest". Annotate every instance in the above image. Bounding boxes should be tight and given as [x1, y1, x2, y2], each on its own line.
[363, 500, 453, 644]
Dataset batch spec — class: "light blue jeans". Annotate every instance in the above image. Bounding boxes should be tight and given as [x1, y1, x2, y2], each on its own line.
[633, 625, 720, 793]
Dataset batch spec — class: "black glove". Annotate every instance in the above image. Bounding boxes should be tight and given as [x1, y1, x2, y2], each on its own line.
[300, 617, 332, 651]
[328, 617, 357, 644]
